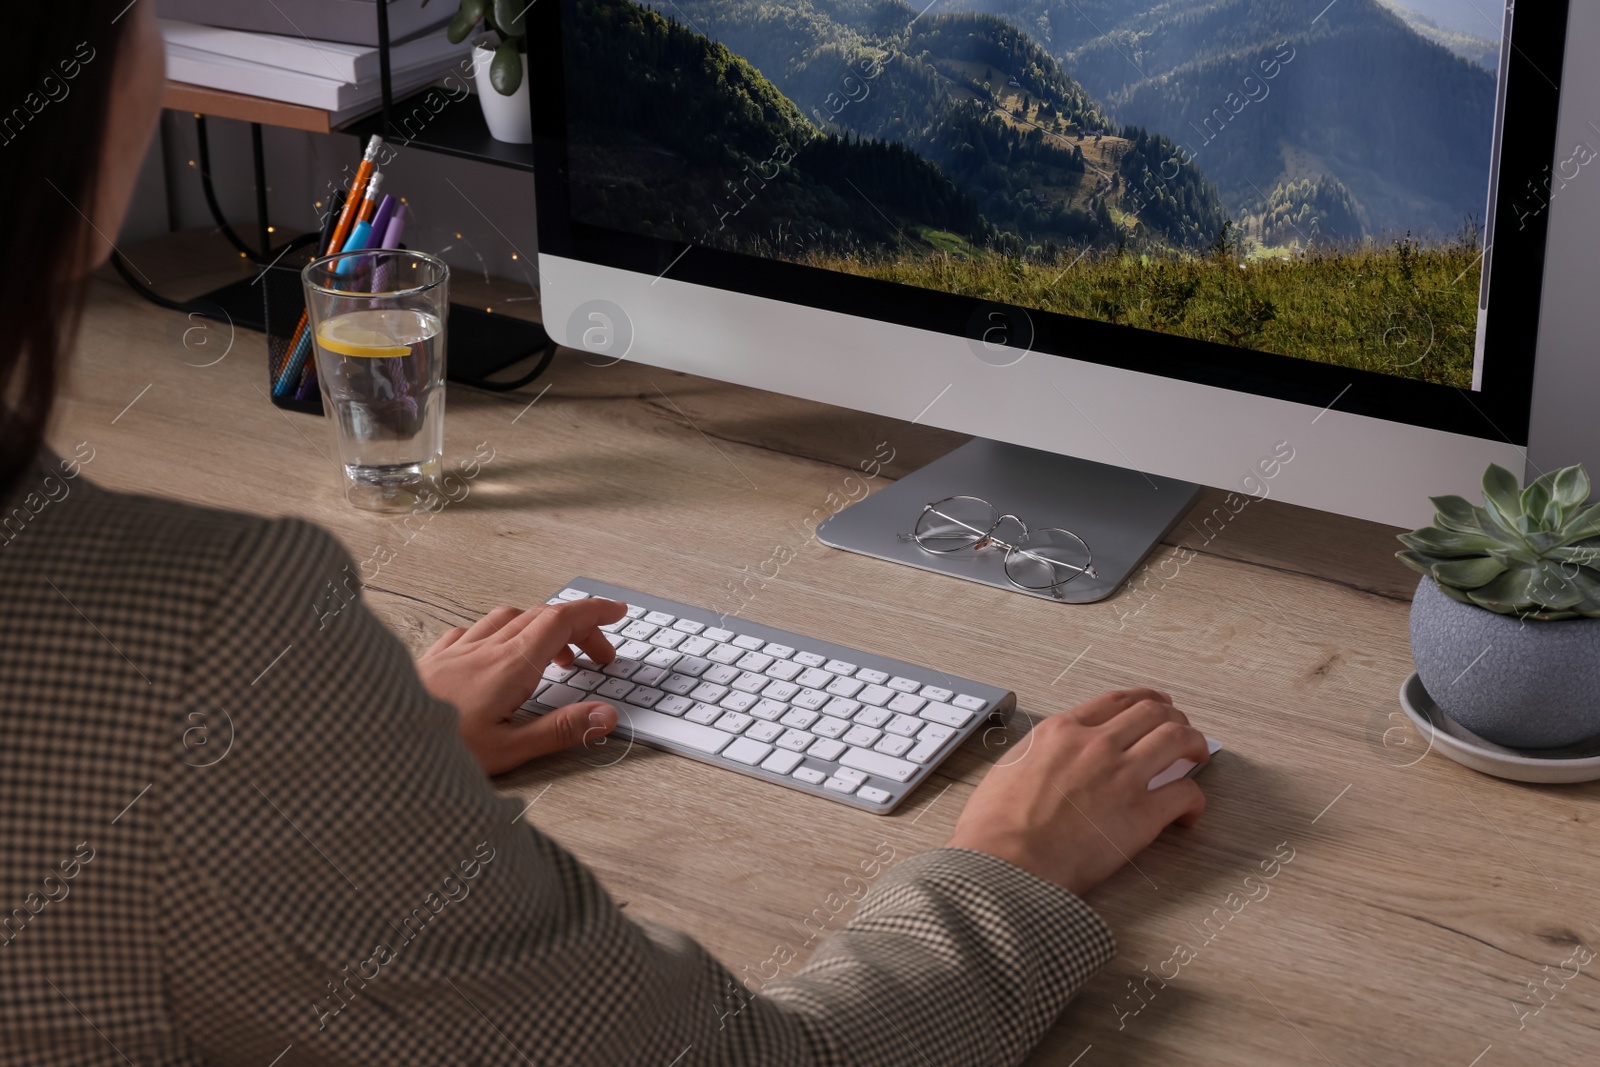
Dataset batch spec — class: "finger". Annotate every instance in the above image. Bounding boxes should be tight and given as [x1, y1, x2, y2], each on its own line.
[1104, 698, 1188, 748]
[507, 598, 629, 667]
[1128, 720, 1212, 777]
[1149, 776, 1207, 829]
[462, 606, 527, 643]
[1071, 688, 1171, 726]
[511, 701, 618, 764]
[427, 626, 469, 654]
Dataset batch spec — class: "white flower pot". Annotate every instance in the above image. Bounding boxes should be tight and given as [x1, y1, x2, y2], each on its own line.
[471, 43, 531, 144]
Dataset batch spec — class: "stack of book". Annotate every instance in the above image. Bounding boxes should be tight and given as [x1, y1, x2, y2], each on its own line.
[160, 17, 473, 124]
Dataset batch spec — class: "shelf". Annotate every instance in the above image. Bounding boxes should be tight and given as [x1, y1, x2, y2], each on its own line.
[164, 81, 341, 135]
[344, 89, 535, 171]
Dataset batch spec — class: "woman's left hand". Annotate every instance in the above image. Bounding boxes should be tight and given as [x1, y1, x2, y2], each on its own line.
[417, 597, 629, 775]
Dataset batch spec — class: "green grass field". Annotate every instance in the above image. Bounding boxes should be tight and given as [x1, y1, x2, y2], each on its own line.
[801, 239, 1482, 386]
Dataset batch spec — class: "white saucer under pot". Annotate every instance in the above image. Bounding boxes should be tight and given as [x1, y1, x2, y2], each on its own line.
[1397, 673, 1600, 784]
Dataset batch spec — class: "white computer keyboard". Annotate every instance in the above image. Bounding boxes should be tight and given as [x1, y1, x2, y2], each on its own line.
[519, 577, 1014, 813]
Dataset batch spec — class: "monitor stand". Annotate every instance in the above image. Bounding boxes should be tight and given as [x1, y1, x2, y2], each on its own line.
[816, 438, 1201, 604]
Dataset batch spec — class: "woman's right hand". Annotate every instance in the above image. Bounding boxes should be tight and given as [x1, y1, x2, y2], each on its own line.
[945, 688, 1210, 897]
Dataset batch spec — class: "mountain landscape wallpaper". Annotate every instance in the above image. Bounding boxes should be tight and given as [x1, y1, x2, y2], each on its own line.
[561, 0, 1508, 386]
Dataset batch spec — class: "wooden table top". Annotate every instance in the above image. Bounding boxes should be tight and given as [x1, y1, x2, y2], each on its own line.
[52, 233, 1600, 1065]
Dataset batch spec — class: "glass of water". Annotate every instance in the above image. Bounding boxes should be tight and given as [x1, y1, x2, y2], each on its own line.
[302, 249, 448, 511]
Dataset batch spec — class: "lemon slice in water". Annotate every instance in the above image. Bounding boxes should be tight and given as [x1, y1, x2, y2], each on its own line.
[317, 315, 412, 358]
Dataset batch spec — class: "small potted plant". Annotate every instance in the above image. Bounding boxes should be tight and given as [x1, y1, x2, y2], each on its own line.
[424, 0, 530, 143]
[1398, 462, 1600, 748]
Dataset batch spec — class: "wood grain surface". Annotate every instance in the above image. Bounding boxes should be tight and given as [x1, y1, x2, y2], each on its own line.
[50, 233, 1600, 1065]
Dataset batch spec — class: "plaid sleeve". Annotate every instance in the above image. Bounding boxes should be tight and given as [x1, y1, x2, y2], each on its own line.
[162, 516, 1115, 1066]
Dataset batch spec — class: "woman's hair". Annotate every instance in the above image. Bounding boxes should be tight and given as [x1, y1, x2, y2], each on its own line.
[0, 7, 133, 500]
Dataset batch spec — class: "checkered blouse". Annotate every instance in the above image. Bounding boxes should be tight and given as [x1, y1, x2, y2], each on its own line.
[0, 444, 1115, 1065]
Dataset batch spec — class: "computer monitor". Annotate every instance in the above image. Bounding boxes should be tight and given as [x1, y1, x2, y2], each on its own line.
[528, 0, 1570, 600]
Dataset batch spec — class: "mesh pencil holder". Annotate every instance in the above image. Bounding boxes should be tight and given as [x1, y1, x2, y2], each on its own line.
[263, 259, 324, 416]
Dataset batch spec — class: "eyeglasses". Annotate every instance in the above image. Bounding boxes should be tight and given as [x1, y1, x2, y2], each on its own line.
[898, 495, 1097, 600]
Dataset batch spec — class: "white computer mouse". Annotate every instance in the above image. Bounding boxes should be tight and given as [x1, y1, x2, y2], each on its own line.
[1148, 736, 1222, 790]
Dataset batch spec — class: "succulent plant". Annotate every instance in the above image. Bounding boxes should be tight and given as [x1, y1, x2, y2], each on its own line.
[423, 0, 527, 95]
[1397, 463, 1600, 619]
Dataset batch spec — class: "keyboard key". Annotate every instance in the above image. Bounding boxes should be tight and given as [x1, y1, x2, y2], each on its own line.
[569, 670, 607, 691]
[842, 724, 882, 748]
[812, 716, 850, 739]
[672, 656, 712, 677]
[572, 655, 603, 672]
[764, 660, 803, 682]
[823, 776, 859, 795]
[887, 692, 926, 715]
[920, 702, 975, 729]
[761, 749, 804, 775]
[730, 671, 769, 694]
[703, 664, 740, 685]
[839, 746, 916, 783]
[613, 703, 731, 755]
[854, 667, 889, 685]
[633, 665, 668, 687]
[823, 697, 861, 719]
[832, 766, 867, 785]
[750, 699, 788, 721]
[853, 706, 891, 729]
[920, 685, 954, 703]
[791, 688, 829, 711]
[857, 786, 892, 804]
[793, 651, 826, 668]
[656, 694, 693, 716]
[644, 648, 681, 669]
[762, 680, 800, 701]
[857, 684, 894, 707]
[599, 619, 626, 633]
[536, 683, 586, 707]
[625, 687, 663, 709]
[824, 659, 857, 676]
[733, 634, 766, 651]
[715, 711, 754, 734]
[885, 714, 923, 737]
[906, 737, 947, 764]
[649, 629, 686, 649]
[659, 673, 699, 696]
[686, 703, 722, 725]
[644, 610, 676, 626]
[597, 678, 635, 700]
[603, 632, 626, 649]
[719, 691, 757, 713]
[776, 729, 813, 752]
[762, 643, 795, 659]
[796, 668, 833, 690]
[558, 588, 589, 601]
[708, 644, 744, 665]
[747, 720, 784, 743]
[792, 766, 827, 785]
[825, 677, 865, 698]
[704, 627, 734, 642]
[616, 640, 654, 661]
[780, 708, 820, 730]
[918, 723, 955, 746]
[691, 682, 729, 703]
[808, 738, 846, 762]
[679, 636, 715, 657]
[602, 659, 641, 679]
[621, 621, 658, 640]
[736, 652, 774, 673]
[624, 605, 646, 619]
[723, 737, 773, 765]
[887, 676, 921, 693]
[953, 693, 987, 712]
[672, 619, 706, 634]
[875, 734, 914, 757]
[544, 664, 578, 682]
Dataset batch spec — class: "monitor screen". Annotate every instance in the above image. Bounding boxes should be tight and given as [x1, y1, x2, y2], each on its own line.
[532, 0, 1570, 441]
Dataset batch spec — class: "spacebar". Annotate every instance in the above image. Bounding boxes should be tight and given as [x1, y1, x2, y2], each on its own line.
[594, 697, 732, 755]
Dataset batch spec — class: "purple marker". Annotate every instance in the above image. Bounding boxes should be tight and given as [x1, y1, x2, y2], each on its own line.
[367, 195, 397, 250]
[380, 202, 408, 250]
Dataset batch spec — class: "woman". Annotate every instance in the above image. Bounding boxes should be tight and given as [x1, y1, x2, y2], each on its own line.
[0, 5, 1209, 1064]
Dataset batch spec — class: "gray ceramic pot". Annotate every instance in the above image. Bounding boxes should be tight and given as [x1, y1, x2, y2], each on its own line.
[1410, 575, 1600, 749]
